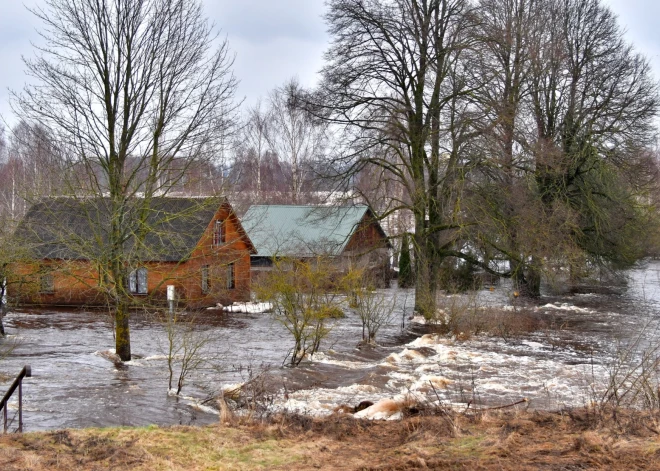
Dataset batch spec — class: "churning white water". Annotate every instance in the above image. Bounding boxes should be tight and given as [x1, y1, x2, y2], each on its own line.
[1, 261, 659, 430]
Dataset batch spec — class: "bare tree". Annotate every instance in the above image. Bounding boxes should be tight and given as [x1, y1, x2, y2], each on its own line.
[467, 0, 540, 294]
[344, 268, 398, 344]
[314, 0, 658, 307]
[257, 257, 345, 367]
[0, 123, 66, 221]
[12, 0, 238, 360]
[529, 0, 659, 274]
[242, 100, 271, 199]
[469, 0, 660, 293]
[316, 0, 479, 317]
[164, 311, 213, 395]
[267, 79, 327, 204]
[0, 125, 6, 163]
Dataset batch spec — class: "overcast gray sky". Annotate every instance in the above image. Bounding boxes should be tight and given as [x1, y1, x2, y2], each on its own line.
[0, 0, 658, 127]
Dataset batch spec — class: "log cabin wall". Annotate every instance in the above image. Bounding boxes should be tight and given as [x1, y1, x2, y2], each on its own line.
[7, 202, 252, 309]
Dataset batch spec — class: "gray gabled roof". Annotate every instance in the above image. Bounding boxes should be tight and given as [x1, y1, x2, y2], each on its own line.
[242, 205, 383, 258]
[14, 197, 225, 262]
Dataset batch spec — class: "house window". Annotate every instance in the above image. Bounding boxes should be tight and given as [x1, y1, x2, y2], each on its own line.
[226, 263, 235, 289]
[212, 219, 226, 247]
[201, 265, 210, 294]
[40, 274, 54, 293]
[129, 267, 148, 294]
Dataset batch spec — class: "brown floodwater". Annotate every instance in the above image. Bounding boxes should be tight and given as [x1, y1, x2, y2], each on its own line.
[1, 261, 659, 431]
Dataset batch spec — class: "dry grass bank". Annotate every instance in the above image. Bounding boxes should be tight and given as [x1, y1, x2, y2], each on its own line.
[2, 408, 660, 470]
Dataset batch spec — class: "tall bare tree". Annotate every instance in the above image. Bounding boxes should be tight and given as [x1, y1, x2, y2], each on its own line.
[242, 100, 271, 200]
[316, 0, 658, 309]
[0, 123, 65, 221]
[467, 0, 659, 295]
[268, 79, 327, 204]
[467, 0, 542, 294]
[0, 125, 6, 163]
[13, 0, 238, 360]
[316, 0, 478, 316]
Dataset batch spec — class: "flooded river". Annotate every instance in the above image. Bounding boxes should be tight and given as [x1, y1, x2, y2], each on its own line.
[1, 261, 660, 431]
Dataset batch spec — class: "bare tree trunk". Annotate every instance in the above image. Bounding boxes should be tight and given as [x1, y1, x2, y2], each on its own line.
[115, 299, 131, 361]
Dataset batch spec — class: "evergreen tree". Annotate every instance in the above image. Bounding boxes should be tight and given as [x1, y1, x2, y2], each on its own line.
[398, 233, 414, 288]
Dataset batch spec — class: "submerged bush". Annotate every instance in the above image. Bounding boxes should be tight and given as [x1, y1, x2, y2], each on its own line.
[257, 257, 346, 366]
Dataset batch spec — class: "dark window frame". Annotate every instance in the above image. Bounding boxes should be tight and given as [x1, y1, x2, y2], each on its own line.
[226, 263, 235, 290]
[40, 273, 54, 293]
[128, 267, 148, 295]
[201, 265, 210, 294]
[212, 219, 226, 247]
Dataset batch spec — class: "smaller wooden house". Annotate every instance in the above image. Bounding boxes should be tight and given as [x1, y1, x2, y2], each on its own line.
[8, 197, 255, 308]
[242, 205, 391, 285]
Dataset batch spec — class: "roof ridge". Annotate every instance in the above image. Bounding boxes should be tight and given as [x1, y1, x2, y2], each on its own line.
[247, 204, 368, 209]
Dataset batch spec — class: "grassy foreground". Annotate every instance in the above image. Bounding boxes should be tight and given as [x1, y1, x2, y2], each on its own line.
[2, 409, 660, 470]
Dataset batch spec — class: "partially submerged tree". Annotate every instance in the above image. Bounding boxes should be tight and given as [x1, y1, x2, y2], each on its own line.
[13, 0, 238, 360]
[257, 257, 345, 367]
[315, 0, 659, 308]
[315, 0, 479, 317]
[346, 270, 397, 345]
[164, 311, 212, 395]
[468, 0, 659, 294]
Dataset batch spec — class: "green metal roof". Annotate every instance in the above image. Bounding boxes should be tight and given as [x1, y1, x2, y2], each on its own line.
[242, 205, 372, 257]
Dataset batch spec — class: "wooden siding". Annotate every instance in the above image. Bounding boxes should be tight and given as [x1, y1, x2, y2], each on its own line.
[343, 212, 390, 255]
[7, 202, 252, 308]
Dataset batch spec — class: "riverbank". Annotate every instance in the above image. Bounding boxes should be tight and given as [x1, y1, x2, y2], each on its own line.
[1, 408, 660, 470]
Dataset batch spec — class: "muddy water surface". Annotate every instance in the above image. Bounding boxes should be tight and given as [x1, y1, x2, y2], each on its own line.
[1, 262, 660, 431]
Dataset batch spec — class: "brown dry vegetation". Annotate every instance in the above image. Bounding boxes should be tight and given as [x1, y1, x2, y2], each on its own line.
[2, 409, 660, 470]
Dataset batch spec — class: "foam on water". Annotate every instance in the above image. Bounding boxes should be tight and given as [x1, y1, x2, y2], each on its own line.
[3, 264, 658, 429]
[539, 303, 596, 314]
[267, 319, 615, 417]
[308, 351, 376, 369]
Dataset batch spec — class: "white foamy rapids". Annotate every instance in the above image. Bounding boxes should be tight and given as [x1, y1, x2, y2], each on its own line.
[402, 335, 606, 408]
[499, 305, 517, 311]
[123, 354, 178, 366]
[309, 351, 376, 369]
[538, 303, 596, 314]
[280, 398, 333, 415]
[93, 349, 121, 363]
[143, 354, 169, 361]
[268, 327, 611, 419]
[384, 348, 430, 364]
[5, 400, 19, 410]
[278, 384, 385, 416]
[408, 334, 448, 347]
[2, 400, 41, 413]
[221, 383, 244, 400]
[167, 390, 219, 415]
[222, 302, 273, 314]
